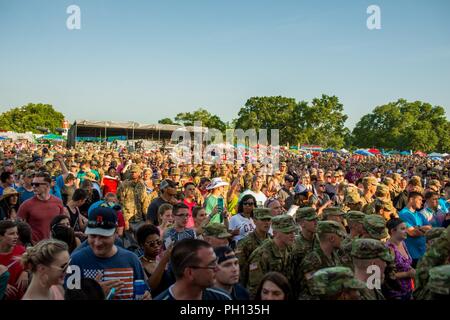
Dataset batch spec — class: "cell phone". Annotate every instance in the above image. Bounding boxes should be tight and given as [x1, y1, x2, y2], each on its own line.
[217, 198, 224, 223]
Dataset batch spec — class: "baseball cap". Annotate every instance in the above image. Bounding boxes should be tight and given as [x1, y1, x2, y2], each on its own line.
[214, 246, 237, 264]
[351, 238, 393, 262]
[160, 179, 177, 190]
[284, 174, 295, 182]
[203, 223, 232, 239]
[85, 207, 118, 237]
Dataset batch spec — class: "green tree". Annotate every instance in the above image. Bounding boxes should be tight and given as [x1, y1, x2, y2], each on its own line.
[296, 95, 348, 148]
[234, 95, 349, 147]
[0, 103, 65, 133]
[234, 96, 302, 145]
[158, 118, 178, 125]
[174, 108, 226, 131]
[352, 99, 449, 152]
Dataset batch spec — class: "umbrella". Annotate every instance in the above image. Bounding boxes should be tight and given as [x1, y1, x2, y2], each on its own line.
[414, 151, 427, 157]
[400, 151, 411, 156]
[322, 148, 337, 153]
[340, 148, 349, 154]
[428, 152, 443, 157]
[368, 148, 380, 154]
[354, 150, 374, 157]
[430, 156, 443, 161]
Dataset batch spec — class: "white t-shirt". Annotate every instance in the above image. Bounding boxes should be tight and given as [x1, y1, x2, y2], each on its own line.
[228, 213, 256, 243]
[239, 190, 267, 206]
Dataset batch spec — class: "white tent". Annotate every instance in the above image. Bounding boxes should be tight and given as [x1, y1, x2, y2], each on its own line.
[428, 152, 443, 157]
[340, 148, 349, 154]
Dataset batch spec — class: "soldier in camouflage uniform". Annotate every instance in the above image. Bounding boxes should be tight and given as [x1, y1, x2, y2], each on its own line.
[298, 221, 346, 299]
[247, 215, 297, 298]
[351, 238, 394, 300]
[340, 211, 366, 268]
[425, 227, 446, 249]
[364, 184, 393, 215]
[309, 266, 366, 300]
[360, 176, 377, 210]
[116, 164, 147, 232]
[322, 207, 345, 226]
[202, 223, 232, 248]
[342, 186, 364, 212]
[236, 208, 273, 288]
[414, 226, 450, 300]
[421, 264, 450, 300]
[290, 207, 319, 298]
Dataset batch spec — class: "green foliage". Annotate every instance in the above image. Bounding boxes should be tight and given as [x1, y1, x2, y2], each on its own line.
[158, 118, 178, 125]
[0, 103, 65, 134]
[233, 95, 348, 148]
[158, 108, 226, 131]
[352, 99, 450, 152]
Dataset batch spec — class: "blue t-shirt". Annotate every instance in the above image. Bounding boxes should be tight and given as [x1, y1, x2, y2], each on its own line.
[56, 175, 65, 190]
[68, 245, 147, 300]
[162, 228, 196, 250]
[17, 186, 34, 204]
[399, 207, 430, 260]
[154, 284, 232, 300]
[50, 186, 62, 200]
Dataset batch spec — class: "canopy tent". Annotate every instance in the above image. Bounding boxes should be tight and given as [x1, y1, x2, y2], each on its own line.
[400, 151, 411, 156]
[414, 151, 427, 157]
[340, 148, 349, 154]
[368, 148, 381, 155]
[430, 156, 444, 161]
[322, 148, 338, 153]
[428, 152, 443, 157]
[38, 133, 66, 141]
[354, 150, 374, 157]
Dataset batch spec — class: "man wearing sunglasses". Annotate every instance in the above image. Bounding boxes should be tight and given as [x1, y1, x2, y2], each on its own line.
[17, 172, 65, 244]
[154, 238, 231, 300]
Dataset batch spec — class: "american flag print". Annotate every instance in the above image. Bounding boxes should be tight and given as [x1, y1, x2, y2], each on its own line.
[84, 268, 135, 300]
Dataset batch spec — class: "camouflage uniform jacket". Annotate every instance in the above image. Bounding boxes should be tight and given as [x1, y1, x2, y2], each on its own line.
[298, 246, 343, 299]
[413, 233, 450, 300]
[117, 180, 147, 223]
[290, 232, 318, 298]
[247, 239, 292, 298]
[236, 232, 271, 288]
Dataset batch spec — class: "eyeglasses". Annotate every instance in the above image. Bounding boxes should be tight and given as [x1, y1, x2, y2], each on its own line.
[31, 182, 48, 187]
[50, 259, 71, 273]
[243, 202, 255, 206]
[188, 259, 219, 270]
[145, 239, 162, 247]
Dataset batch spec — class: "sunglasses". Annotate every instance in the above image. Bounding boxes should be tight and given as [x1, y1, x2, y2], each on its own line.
[31, 182, 48, 187]
[50, 259, 71, 273]
[243, 202, 255, 206]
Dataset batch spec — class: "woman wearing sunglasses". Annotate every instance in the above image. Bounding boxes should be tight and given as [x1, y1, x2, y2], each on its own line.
[228, 195, 257, 246]
[21, 239, 70, 300]
[136, 224, 172, 297]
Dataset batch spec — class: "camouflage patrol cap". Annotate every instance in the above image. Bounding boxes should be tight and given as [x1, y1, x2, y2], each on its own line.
[374, 198, 395, 212]
[363, 176, 378, 187]
[345, 190, 362, 204]
[316, 221, 347, 238]
[363, 215, 388, 240]
[425, 227, 446, 242]
[170, 168, 181, 176]
[253, 208, 272, 220]
[129, 164, 141, 173]
[409, 176, 422, 187]
[203, 223, 232, 239]
[392, 173, 401, 181]
[345, 211, 366, 224]
[295, 207, 318, 221]
[323, 207, 345, 219]
[310, 267, 366, 297]
[427, 265, 450, 295]
[428, 179, 441, 188]
[376, 184, 390, 197]
[271, 215, 298, 233]
[351, 238, 393, 262]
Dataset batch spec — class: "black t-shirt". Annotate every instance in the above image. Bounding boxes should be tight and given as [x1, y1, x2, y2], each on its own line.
[154, 285, 232, 300]
[146, 197, 169, 226]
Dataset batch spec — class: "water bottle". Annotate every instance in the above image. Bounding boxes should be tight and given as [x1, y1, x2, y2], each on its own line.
[134, 280, 146, 300]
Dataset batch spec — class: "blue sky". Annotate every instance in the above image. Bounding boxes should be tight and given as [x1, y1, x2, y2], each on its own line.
[1, 0, 449, 128]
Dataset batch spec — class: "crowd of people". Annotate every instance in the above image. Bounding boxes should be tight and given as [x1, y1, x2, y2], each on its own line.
[0, 138, 449, 300]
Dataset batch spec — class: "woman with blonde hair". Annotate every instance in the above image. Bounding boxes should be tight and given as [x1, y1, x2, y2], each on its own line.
[21, 239, 70, 300]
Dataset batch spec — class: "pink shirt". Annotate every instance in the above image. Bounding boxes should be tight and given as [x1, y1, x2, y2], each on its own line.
[183, 198, 197, 228]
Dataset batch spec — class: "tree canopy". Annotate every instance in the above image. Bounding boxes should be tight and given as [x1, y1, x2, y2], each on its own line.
[352, 99, 450, 152]
[0, 103, 65, 134]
